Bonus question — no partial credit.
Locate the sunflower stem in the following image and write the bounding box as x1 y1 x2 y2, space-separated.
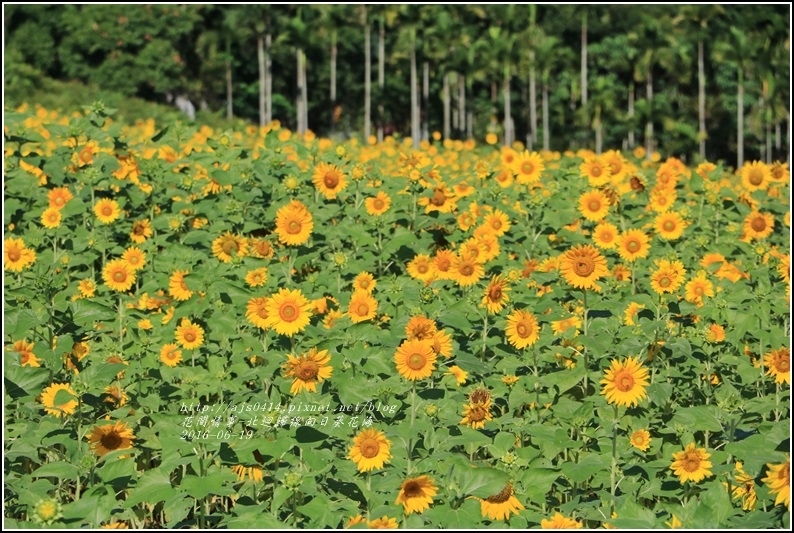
117 295 124 355
631 262 636 295
583 289 589 393
366 472 372 521
481 313 488 362
610 404 619 515
407 381 416 475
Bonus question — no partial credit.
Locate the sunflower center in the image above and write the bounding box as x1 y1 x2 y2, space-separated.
485 484 513 504
101 430 123 450
609 162 621 175
80 149 93 163
101 206 113 216
113 270 126 282
54 197 65 207
591 165 603 177
600 231 613 242
357 303 370 316
663 221 675 232
573 257 595 277
8 249 21 261
184 331 196 342
359 438 381 459
297 360 319 381
403 481 423 498
468 405 487 422
694 286 703 295
751 217 767 232
658 276 672 288
492 220 502 230
324 172 339 188
683 454 701 472
417 263 429 274
588 200 601 212
470 390 490 404
407 352 427 370
516 322 531 337
437 258 450 271
280 303 298 321
221 238 238 254
627 239 640 252
615 370 635 392
133 224 145 235
521 162 534 175
775 355 790 372
461 263 474 276
373 199 384 210
431 189 446 206
748 169 764 186
489 286 503 301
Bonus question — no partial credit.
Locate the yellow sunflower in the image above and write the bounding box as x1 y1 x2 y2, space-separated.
580 156 612 186
168 270 193 301
395 475 438 515
347 428 392 472
275 199 313 246
617 229 651 262
511 150 545 184
94 198 121 224
405 315 437 341
578 189 610 221
121 247 146 271
394 338 437 380
160 343 183 367
282 348 333 394
541 512 582 529
624 302 645 326
705 324 725 343
353 271 376 293
460 401 493 429
211 232 249 262
761 457 790 510
367 516 398 529
505 309 540 349
684 271 714 305
741 160 771 192
476 483 524 522
250 238 275 259
9 339 40 367
245 267 268 288
559 244 608 290
670 442 713 483
348 290 378 323
264 288 313 336
40 383 79 417
450 253 485 287
743 211 775 240
406 254 437 283
47 187 73 210
600 356 649 407
482 210 511 236
41 207 62 229
445 365 468 385
630 429 651 451
175 318 205 350
764 347 790 384
88 420 136 457
603 150 628 182
365 191 392 216
649 259 686 295
130 219 152 244
231 464 264 483
431 249 456 280
593 222 619 249
313 161 347 199
481 275 511 314
725 462 758 511
654 212 687 240
102 259 136 292
4 237 37 272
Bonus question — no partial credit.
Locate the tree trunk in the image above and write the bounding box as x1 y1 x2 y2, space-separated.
331 30 337 134
766 120 772 164
459 74 466 139
467 110 473 139
645 69 653 160
302 50 308 133
775 122 781 152
698 39 706 160
296 49 306 134
503 63 512 146
542 81 549 151
258 35 265 128
225 43 233 120
410 36 419 148
737 71 744 168
443 72 451 140
628 82 635 149
529 51 537 151
422 61 429 141
265 25 272 125
595 120 603 155
377 14 384 143
581 10 588 106
364 10 371 141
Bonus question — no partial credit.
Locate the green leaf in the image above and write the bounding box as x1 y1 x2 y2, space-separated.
4 364 50 399
125 468 175 506
32 461 79 480
454 466 511 499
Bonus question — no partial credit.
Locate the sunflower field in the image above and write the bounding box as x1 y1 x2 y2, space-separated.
3 103 791 529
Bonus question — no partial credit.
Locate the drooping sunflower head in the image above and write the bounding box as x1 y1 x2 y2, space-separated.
405 315 437 341
477 483 525 522
540 512 583 529
481 275 511 314
130 219 152 243
394 475 438 515
460 401 493 429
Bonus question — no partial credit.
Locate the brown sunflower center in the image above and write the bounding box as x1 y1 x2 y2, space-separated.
573 256 596 277
54 197 66 207
280 303 298 321
431 189 446 206
8 249 21 262
663 220 675 232
600 230 613 242
221 238 239 254
373 199 385 210
468 405 488 422
113 270 126 282
751 217 767 232
492 219 502 230
627 239 640 252
774 354 790 373
516 322 532 338
658 276 672 288
80 149 93 163
357 303 370 316
324 172 339 188
287 220 302 234
437 258 450 271
615 370 635 392
101 430 123 450
683 454 701 472
297 360 319 381
417 263 429 274
521 162 534 175
488 286 503 301
748 169 764 186
485 484 513 504
460 263 474 276
359 438 380 459
184 331 196 342
359 279 370 289
588 200 602 212
403 481 423 498
470 389 490 404
590 165 603 177
132 224 145 235
101 206 113 216
407 352 427 370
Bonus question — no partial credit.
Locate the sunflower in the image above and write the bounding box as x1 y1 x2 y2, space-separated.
654 212 687 240
481 275 511 314
405 315 437 341
160 343 183 367
445 365 468 386
394 338 436 380
250 238 275 259
41 207 62 229
348 290 378 323
347 428 392 472
460 401 493 429
94 198 121 224
483 210 511 236
761 458 790 510
121 247 146 271
102 259 136 292
578 190 610 222
764 347 790 384
475 233 500 262
353 271 376 293
168 270 193 301
743 211 775 240
450 253 485 287
212 232 249 262
580 156 612 186
593 222 619 250
741 160 771 192
282 348 333 394
367 516 398 529
9 339 40 367
725 462 757 511
624 302 645 326
494 168 514 188
40 383 79 417
617 229 651 262
684 271 714 305
511 150 545 184
430 249 455 280
603 150 628 182
365 191 392 216
245 267 268 288
559 244 608 290
395 475 438 515
264 288 313 336
551 315 582 336
429 328 453 358
5 237 37 272
648 189 677 213
275 199 313 246
630 429 651 451
418 184 458 214
323 309 345 329
175 318 205 350
705 324 725 343
665 515 682 529
313 161 347 199
476 483 524 522
130 219 152 244
649 259 686 295
88 420 136 457
102 383 128 408
406 254 437 283
541 512 582 529
600 356 649 408
670 442 713 483
505 309 540 349
47 187 73 209
231 464 264 483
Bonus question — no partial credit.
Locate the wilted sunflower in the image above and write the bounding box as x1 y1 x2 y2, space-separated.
47 186 73 209
725 462 757 511
4 237 37 272
475 483 524 521
650 259 686 295
94 198 121 224
88 420 135 457
245 267 268 288
559 244 608 290
405 315 437 341
40 382 79 417
160 343 183 367
764 347 790 384
212 232 249 262
41 207 62 229
102 259 136 292
394 475 438 515
600 356 649 408
406 253 437 283
593 222 619 250
505 309 540 349
365 191 391 216
121 247 146 271
743 211 775 240
670 442 713 483
353 271 376 293
168 270 193 301
175 318 205 350
460 401 493 429
282 348 333 394
629 429 651 451
231 464 264 483
348 290 378 323
130 219 152 244
250 238 275 259
541 512 582 529
511 150 545 184
313 161 347 199
654 212 687 240
445 365 468 385
741 160 771 192
481 275 511 314
761 457 790 510
264 288 313 336
617 229 650 262
450 253 485 287
347 428 392 472
275 199 313 246
394 338 436 380
578 190 610 221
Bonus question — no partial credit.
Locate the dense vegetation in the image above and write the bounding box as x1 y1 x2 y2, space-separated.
4 4 790 164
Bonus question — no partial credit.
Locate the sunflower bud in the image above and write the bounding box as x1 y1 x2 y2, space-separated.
283 471 302 492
